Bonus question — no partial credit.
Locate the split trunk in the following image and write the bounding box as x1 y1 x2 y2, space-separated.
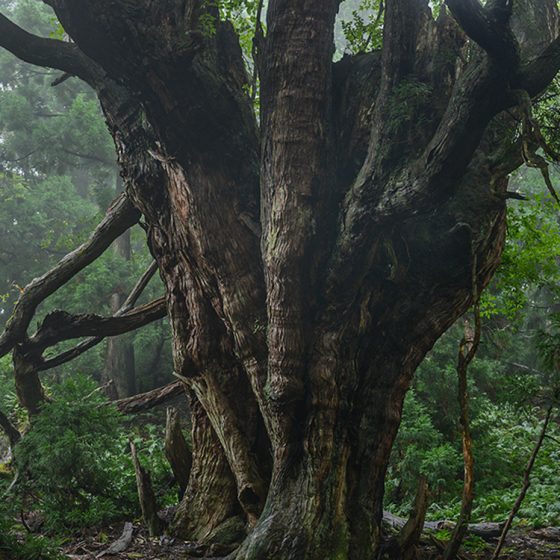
3 0 560 558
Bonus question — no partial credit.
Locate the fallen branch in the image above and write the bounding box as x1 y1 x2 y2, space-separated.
383 512 504 540
114 381 184 414
96 522 134 558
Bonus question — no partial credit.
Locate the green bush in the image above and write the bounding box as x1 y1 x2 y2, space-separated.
0 497 62 560
14 375 139 532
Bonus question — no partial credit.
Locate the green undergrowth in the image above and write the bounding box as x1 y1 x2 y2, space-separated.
1 374 182 538
385 329 560 529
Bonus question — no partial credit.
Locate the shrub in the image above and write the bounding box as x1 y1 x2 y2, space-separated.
14 374 139 532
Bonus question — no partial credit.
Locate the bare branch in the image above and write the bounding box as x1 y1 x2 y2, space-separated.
39 261 161 371
0 194 140 359
491 405 555 560
30 297 166 353
0 12 102 85
121 260 159 311
61 148 114 166
114 381 184 414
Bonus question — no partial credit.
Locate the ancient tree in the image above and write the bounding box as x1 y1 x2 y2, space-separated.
1 0 560 558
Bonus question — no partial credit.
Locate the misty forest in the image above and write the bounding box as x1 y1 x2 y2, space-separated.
0 0 560 559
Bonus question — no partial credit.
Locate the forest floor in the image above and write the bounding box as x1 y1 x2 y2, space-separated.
56 522 560 560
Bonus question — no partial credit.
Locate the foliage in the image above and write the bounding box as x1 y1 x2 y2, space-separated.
7 374 182 533
0 506 63 560
339 0 383 55
385 390 462 508
0 0 173 390
482 176 560 322
387 324 560 528
536 314 560 396
387 79 433 133
14 375 136 531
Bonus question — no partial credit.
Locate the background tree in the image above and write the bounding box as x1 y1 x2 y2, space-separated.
0 1 560 559
0 0 173 399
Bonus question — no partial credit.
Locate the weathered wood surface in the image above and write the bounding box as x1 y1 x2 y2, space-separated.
130 441 164 537
165 407 192 496
383 511 505 539
96 522 134 558
115 381 184 414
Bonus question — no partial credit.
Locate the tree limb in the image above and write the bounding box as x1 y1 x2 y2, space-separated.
30 297 166 353
518 37 560 97
0 194 140 359
38 261 161 371
0 12 102 85
380 0 432 89
120 260 159 311
61 148 114 166
446 0 519 68
114 381 184 414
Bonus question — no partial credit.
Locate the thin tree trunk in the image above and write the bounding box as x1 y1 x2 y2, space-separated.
444 303 481 560
491 405 555 560
103 173 136 399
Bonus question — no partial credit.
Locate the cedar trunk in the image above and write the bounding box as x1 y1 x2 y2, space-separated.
2 0 559 558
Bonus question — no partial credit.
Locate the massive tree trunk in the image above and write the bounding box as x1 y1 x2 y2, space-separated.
1 0 560 558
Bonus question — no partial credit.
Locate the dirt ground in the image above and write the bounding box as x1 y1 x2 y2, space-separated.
58 522 560 560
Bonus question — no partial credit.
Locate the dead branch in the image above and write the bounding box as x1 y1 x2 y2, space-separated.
491 404 555 560
39 261 160 371
30 297 166 353
96 522 134 557
0 11 102 85
398 476 430 560
0 194 140 359
114 381 184 414
382 512 504 540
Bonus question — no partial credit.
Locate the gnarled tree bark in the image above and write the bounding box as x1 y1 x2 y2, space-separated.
1 0 560 558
